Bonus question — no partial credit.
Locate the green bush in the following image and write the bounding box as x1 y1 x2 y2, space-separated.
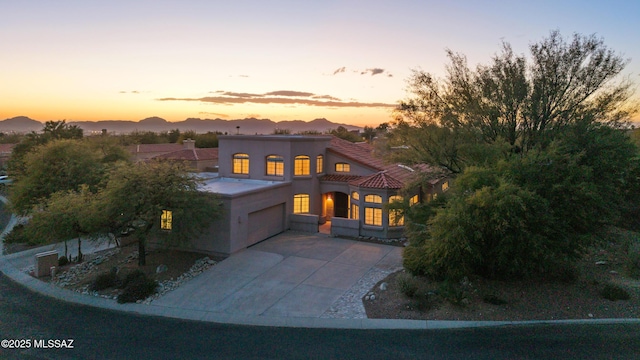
58 256 69 267
117 271 158 304
600 283 631 301
438 280 468 307
90 270 120 291
3 224 30 245
119 270 146 289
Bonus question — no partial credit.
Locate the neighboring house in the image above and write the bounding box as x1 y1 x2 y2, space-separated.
0 143 16 169
151 139 219 172
185 135 449 257
127 143 183 161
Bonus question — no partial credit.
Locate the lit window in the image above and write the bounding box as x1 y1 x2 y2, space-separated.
294 155 310 176
389 209 404 227
351 191 359 201
364 207 382 226
389 195 403 203
293 194 310 213
409 195 419 206
161 210 172 230
335 163 350 172
351 204 359 220
316 155 324 174
364 194 382 203
233 153 249 174
266 155 284 176
442 181 449 191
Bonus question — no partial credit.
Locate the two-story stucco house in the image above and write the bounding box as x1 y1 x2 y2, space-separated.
189 134 449 256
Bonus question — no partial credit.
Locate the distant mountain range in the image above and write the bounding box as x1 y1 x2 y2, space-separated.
0 116 363 135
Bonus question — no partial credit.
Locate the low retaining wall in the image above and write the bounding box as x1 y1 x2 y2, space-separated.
290 214 319 233
330 217 359 238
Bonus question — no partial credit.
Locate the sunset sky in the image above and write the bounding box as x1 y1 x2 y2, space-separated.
2 0 639 127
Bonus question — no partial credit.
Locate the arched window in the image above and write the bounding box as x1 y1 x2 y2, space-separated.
232 153 249 174
293 194 310 213
364 194 382 203
316 155 324 174
266 155 284 176
389 195 403 203
351 191 359 201
335 162 350 172
294 155 310 176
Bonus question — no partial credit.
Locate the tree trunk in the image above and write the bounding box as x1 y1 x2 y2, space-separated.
77 238 83 263
64 240 68 259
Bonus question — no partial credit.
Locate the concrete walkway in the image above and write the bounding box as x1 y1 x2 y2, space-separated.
153 232 401 318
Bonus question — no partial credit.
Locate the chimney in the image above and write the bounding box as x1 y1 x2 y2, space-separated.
183 138 196 150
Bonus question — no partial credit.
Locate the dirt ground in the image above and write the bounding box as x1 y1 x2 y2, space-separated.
364 231 640 321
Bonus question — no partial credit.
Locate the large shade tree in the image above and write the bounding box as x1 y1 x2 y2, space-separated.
93 160 221 266
393 31 639 281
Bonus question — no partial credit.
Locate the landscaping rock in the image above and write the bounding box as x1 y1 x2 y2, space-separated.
156 264 168 274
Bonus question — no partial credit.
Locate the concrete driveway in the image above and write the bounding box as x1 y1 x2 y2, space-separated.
152 231 403 318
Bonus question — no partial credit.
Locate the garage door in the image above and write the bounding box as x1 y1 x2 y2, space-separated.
247 203 285 245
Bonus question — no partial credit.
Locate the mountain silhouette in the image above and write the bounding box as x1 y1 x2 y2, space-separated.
0 117 362 135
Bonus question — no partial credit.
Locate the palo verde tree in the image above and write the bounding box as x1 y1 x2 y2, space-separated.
394 31 639 281
93 160 221 266
23 186 98 262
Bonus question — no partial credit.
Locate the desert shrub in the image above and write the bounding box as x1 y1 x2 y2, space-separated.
438 280 468 307
482 294 508 305
600 283 631 301
117 271 158 303
90 269 120 291
396 272 419 298
3 224 32 245
58 256 69 266
119 269 146 289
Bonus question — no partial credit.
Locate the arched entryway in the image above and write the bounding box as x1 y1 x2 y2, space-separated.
323 191 349 219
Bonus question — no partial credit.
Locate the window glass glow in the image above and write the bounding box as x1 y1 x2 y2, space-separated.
161 210 172 230
294 155 310 176
293 193 310 213
266 155 284 176
364 207 382 226
364 194 382 203
233 153 249 174
335 163 350 172
316 155 324 174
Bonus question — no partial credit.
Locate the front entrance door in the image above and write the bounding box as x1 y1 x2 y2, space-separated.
334 192 349 218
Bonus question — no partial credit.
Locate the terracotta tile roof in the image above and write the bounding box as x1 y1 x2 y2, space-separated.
319 174 363 183
127 143 183 154
153 148 218 161
0 143 16 154
328 137 385 171
349 171 404 189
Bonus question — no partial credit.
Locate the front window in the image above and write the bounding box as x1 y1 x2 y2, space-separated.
266 155 284 176
161 210 172 230
364 207 382 226
409 194 419 206
389 209 404 226
364 194 382 203
335 162 350 172
233 153 249 174
294 155 310 176
293 193 310 213
316 155 324 174
351 204 359 220
442 181 449 192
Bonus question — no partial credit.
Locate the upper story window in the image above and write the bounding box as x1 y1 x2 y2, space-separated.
389 195 403 203
266 155 284 176
364 194 382 203
232 153 249 174
293 193 310 213
409 194 419 206
161 210 172 230
351 191 359 201
316 155 324 174
294 155 310 176
442 181 449 191
335 162 350 172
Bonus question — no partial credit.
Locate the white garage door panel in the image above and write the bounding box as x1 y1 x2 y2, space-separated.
247 203 285 245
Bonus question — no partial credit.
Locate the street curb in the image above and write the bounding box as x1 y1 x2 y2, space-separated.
2 255 640 330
